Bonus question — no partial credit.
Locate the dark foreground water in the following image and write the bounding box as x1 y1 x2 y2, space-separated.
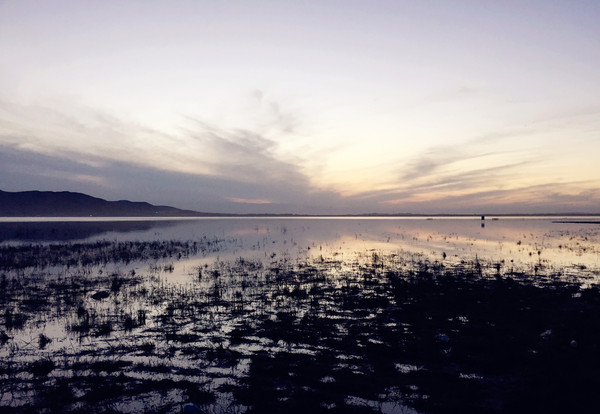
1 217 599 413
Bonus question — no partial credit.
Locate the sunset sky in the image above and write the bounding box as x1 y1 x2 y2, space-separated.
1 0 599 214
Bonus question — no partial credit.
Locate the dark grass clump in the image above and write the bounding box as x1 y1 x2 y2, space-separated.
29 358 55 376
0 238 226 270
38 333 52 349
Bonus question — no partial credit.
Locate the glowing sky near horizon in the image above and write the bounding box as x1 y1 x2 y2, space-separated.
1 0 599 214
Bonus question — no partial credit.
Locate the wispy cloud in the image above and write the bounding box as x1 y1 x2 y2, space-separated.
379 182 600 214
184 120 309 188
341 121 600 214
229 197 272 205
399 147 507 181
0 96 313 197
383 161 532 204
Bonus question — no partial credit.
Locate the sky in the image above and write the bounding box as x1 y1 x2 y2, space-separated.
1 0 599 214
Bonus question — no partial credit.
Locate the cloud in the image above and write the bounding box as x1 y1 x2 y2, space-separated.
398 134 532 182
362 142 538 205
229 197 272 205
402 159 535 195
180 118 311 191
1 92 599 215
378 183 600 214
345 122 600 214
0 144 111 195
0 93 308 184
0 95 317 202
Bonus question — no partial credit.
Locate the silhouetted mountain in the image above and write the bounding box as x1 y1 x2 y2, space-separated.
0 190 214 217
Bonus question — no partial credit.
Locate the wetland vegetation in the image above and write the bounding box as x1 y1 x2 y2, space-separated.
1 218 599 413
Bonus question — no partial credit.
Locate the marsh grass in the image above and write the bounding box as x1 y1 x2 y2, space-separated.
0 238 599 413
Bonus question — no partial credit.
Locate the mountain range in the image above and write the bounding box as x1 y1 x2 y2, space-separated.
0 190 212 217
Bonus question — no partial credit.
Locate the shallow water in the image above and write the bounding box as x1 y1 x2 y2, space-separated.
1 217 600 413
2 216 599 270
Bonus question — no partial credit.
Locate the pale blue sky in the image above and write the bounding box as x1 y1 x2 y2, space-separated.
1 0 599 213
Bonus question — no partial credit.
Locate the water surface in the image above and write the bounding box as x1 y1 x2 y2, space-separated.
1 217 599 413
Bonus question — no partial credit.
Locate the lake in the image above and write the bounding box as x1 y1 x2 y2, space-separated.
1 217 600 413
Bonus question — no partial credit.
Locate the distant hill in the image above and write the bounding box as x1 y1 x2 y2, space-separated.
0 190 214 217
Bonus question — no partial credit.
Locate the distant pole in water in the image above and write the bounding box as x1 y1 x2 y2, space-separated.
481 215 485 221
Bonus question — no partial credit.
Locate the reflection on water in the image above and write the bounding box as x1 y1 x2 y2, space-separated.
1 217 600 413
0 219 183 242
5 217 597 278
